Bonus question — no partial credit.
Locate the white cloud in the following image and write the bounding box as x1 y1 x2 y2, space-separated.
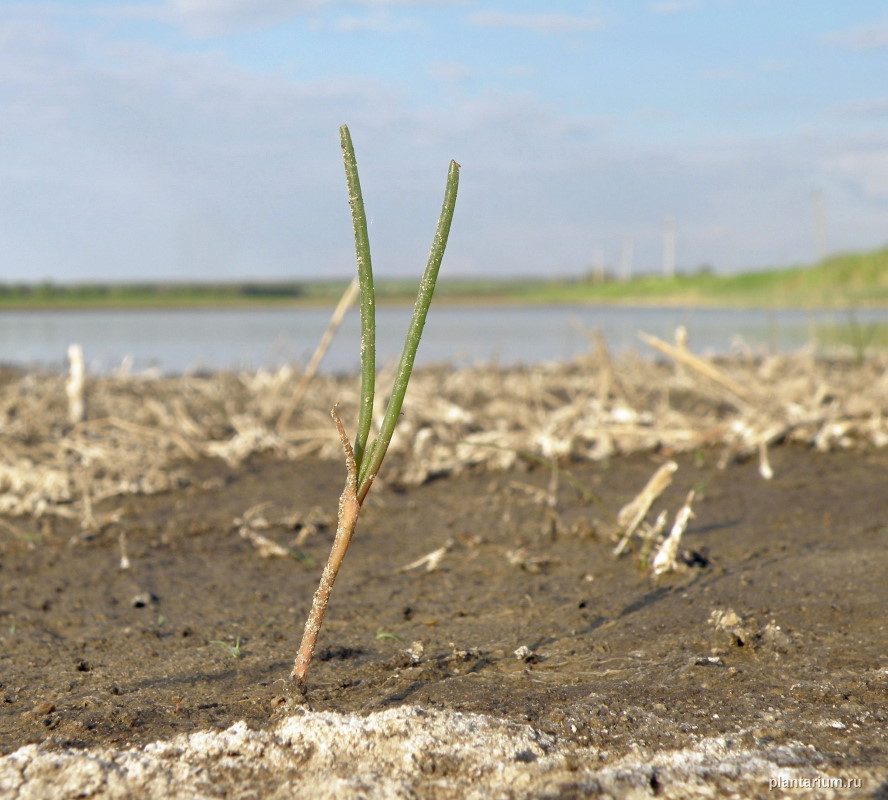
162 0 467 35
166 0 326 36
757 58 791 73
825 18 888 51
701 58 788 82
649 1 699 16
429 61 472 82
831 96 888 117
825 146 888 201
468 11 605 36
2 2 888 283
501 64 533 78
0 13 405 280
356 0 470 4
328 9 419 32
701 67 741 80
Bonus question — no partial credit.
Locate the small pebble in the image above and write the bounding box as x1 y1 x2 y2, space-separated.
131 592 158 608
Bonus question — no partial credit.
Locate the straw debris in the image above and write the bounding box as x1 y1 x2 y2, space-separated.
0 347 886 520
613 460 678 556
651 489 696 575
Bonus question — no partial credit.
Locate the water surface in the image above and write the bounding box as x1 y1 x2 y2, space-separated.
0 305 882 374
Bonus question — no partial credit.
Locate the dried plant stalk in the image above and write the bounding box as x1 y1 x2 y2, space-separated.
276 276 359 433
758 440 774 480
66 344 87 424
638 331 754 403
651 489 696 575
613 460 678 555
639 509 669 566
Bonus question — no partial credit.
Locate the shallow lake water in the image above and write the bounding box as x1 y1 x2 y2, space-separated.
0 304 883 374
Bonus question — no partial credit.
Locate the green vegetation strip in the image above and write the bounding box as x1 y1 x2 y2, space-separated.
5 247 888 310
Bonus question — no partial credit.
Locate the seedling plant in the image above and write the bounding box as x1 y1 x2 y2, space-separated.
211 637 243 659
290 126 459 695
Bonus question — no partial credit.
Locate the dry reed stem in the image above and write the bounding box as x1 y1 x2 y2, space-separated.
397 538 454 573
638 331 754 404
66 344 87 425
758 441 774 480
613 461 678 556
239 527 291 559
277 277 359 433
290 406 361 692
639 509 669 566
651 489 696 576
117 531 130 569
102 417 200 460
77 471 98 533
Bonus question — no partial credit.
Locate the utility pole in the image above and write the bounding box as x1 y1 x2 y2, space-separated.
592 245 606 283
620 237 634 282
663 216 676 278
811 189 828 262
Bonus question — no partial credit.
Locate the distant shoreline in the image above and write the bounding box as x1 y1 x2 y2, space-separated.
1 244 887 310
1 294 887 311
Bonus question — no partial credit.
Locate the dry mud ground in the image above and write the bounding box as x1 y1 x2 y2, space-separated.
0 443 886 798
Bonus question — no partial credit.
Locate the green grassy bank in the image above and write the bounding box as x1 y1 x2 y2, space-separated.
538 246 888 308
2 245 888 310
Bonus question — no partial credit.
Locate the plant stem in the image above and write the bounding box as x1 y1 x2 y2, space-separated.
356 159 460 501
290 133 459 697
340 126 376 471
290 407 360 689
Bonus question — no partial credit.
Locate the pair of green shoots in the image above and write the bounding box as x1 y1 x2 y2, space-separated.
290 126 460 694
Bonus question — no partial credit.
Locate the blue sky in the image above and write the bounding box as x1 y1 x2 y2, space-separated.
2 0 887 282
